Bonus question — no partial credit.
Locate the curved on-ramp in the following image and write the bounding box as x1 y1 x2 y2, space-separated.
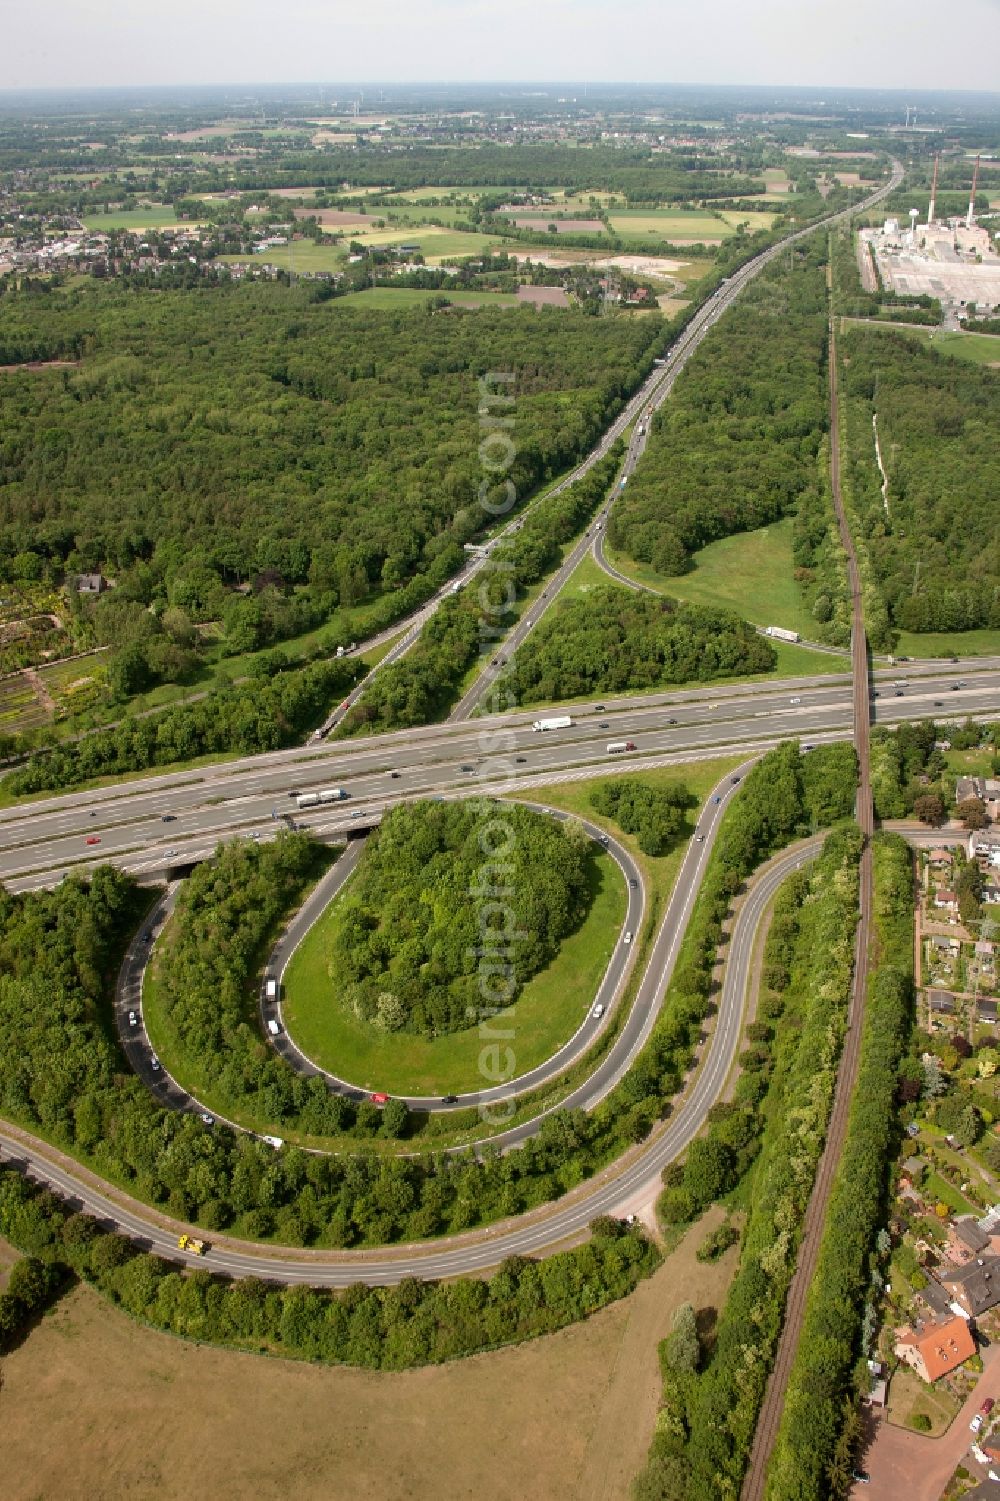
1 773 829 1285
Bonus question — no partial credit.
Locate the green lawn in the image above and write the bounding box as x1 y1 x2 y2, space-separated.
602 519 819 638
923 1170 979 1217
282 843 626 1096
717 210 778 231
895 627 1000 659
842 320 1000 366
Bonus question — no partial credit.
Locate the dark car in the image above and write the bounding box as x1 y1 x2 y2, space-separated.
441 1095 458 1106
594 704 606 712
600 721 610 729
628 878 638 888
161 813 176 822
515 756 526 764
667 717 677 725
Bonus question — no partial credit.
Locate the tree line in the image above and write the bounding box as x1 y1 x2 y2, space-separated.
764 834 915 1499
635 823 863 1500
3 656 360 795
0 1167 659 1370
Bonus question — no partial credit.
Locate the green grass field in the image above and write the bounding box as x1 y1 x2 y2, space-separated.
608 211 731 241
717 210 778 231
842 319 1000 366
82 208 203 231
602 519 820 638
282 843 626 1096
333 287 517 309
894 627 1000 659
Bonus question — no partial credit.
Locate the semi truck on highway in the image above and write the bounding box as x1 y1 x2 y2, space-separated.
606 741 636 754
532 716 573 732
765 625 800 643
296 788 347 809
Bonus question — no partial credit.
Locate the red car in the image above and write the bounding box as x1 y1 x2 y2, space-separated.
982 1396 995 1415
370 1092 390 1106
85 835 101 845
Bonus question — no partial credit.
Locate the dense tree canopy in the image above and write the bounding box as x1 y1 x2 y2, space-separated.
840 329 1000 633
0 280 661 604
513 585 775 701
330 801 589 1035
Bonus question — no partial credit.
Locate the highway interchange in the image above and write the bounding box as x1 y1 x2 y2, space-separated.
4 156 999 1288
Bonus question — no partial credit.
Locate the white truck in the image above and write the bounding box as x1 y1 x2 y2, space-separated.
606 740 636 755
765 625 800 644
532 715 573 733
296 788 346 809
265 978 278 1001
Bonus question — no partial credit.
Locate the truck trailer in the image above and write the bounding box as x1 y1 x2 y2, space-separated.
532 716 573 732
764 625 800 644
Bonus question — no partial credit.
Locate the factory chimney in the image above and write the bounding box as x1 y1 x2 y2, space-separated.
967 154 980 229
928 154 939 226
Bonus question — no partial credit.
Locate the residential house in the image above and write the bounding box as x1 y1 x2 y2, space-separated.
946 1218 992 1265
894 1313 977 1381
934 889 960 913
975 940 996 973
970 830 1000 870
928 989 956 1014
939 1255 1000 1319
957 775 987 805
977 998 999 1024
928 848 955 868
76 572 106 595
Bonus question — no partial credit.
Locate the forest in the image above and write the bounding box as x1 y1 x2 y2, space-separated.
3 656 360 795
338 446 623 735
606 241 831 578
839 328 1000 634
328 801 589 1035
0 278 661 627
512 585 776 703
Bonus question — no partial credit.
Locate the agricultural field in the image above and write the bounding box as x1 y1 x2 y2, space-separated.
608 210 733 242
0 1209 740 1501
81 206 205 231
334 287 518 309
717 209 778 231
282 842 625 1096
0 674 48 735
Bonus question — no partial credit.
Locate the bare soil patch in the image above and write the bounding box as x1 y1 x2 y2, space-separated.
0 1216 738 1501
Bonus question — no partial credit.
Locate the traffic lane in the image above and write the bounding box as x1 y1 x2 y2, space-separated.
0 665 980 858
0 824 818 1284
1 652 992 843
263 810 644 1111
4 684 1000 884
9 669 999 860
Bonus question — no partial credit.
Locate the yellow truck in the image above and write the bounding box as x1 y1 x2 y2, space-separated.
177 1233 206 1255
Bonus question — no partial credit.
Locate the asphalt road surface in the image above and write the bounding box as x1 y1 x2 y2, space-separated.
3 662 999 889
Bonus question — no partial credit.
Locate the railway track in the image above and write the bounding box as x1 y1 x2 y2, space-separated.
741 308 876 1501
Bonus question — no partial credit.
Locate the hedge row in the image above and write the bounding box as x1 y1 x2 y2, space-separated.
764 833 915 1500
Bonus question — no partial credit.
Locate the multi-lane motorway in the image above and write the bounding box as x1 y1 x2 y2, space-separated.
3 661 999 891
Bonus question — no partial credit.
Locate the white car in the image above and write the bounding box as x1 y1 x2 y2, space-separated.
150 1054 161 1072
262 1135 284 1150
592 1003 605 1019
623 931 633 945
128 1010 138 1027
971 1412 984 1434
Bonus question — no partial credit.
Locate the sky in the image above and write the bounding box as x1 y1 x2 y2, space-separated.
4 0 1000 93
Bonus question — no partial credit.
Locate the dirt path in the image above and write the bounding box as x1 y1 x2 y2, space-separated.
22 667 55 714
